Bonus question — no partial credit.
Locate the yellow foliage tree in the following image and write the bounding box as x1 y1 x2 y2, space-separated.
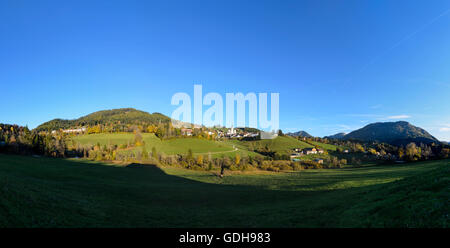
235 154 241 165
197 155 203 166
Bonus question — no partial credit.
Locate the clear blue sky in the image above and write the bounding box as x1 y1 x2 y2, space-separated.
1 0 450 140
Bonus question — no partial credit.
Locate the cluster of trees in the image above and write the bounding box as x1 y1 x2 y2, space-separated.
84 122 176 138
75 140 348 173
35 108 171 131
63 135 348 172
35 108 221 141
2 122 449 174
361 142 449 162
251 147 292 160
0 124 68 157
398 142 449 161
38 121 222 144
50 122 221 142
300 135 450 162
64 132 449 172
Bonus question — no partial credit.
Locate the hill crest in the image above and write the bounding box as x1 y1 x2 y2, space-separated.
343 121 439 145
35 108 171 131
324 132 346 139
286 130 313 138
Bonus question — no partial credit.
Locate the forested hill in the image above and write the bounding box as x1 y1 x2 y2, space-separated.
344 121 440 145
286 131 313 138
324 132 346 139
35 108 171 131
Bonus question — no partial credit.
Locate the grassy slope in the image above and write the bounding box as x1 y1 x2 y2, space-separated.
71 133 340 158
0 154 447 227
71 133 235 156
232 136 313 155
309 141 340 151
71 133 133 146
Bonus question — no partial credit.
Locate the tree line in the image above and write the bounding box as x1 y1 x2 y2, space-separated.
298 136 450 162
1 123 449 175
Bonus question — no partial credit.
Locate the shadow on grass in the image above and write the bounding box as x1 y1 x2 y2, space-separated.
126 162 159 169
0 154 447 227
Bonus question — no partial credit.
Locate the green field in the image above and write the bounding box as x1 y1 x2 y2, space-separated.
71 133 236 156
230 136 313 155
71 133 313 158
309 141 341 151
0 154 447 227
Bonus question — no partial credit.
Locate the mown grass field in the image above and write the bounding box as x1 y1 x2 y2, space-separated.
71 133 308 158
309 141 340 151
71 133 237 156
0 154 447 227
230 136 313 155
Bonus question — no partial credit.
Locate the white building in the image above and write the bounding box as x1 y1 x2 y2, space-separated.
63 127 87 133
227 126 237 136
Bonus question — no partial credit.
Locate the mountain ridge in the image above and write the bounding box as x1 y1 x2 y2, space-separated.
35 108 171 131
324 132 346 139
342 121 439 145
36 109 442 145
286 130 313 138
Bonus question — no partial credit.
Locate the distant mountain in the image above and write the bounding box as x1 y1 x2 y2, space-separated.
36 108 171 131
286 130 313 138
343 121 439 145
324 132 346 139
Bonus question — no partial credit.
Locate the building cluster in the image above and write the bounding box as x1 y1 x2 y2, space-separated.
219 126 259 138
180 128 193 136
294 147 324 155
290 147 325 161
180 126 259 139
51 127 87 134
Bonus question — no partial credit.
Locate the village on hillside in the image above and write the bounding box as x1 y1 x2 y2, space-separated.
176 126 273 139
290 147 326 163
52 125 276 140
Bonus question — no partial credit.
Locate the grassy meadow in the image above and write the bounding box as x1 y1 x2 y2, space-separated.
0 153 447 227
308 141 341 151
69 133 380 163
71 133 309 158
71 133 237 156
229 136 314 155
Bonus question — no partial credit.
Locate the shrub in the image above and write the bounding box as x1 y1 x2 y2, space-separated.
292 163 303 171
266 166 280 172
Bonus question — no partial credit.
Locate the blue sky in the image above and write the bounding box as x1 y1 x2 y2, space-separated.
1 0 450 140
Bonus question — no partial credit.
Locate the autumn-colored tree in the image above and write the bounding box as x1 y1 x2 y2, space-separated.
134 130 143 146
398 147 404 159
355 143 365 153
147 125 157 133
155 128 165 140
440 148 450 158
196 155 203 166
235 154 241 166
406 143 419 161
